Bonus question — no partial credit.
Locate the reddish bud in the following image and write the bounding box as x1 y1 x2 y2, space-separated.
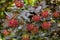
26 24 34 31
53 11 59 18
8 19 18 27
41 10 48 18
32 26 38 34
42 22 51 30
15 0 24 8
4 30 9 36
32 15 40 22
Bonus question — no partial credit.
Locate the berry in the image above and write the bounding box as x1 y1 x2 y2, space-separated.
26 24 38 33
41 10 48 18
15 0 24 8
4 30 9 36
26 24 34 31
53 11 59 18
32 15 40 22
42 22 51 30
32 26 38 34
8 19 18 27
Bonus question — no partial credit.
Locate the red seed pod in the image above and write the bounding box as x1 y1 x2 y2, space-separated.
8 19 18 27
53 11 59 18
41 10 48 18
4 30 9 36
26 24 34 31
32 15 40 22
42 22 51 30
32 26 38 34
15 0 24 8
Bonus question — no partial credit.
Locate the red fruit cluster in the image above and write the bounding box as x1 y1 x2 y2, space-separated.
53 11 59 18
4 30 9 36
41 10 48 18
8 19 18 27
32 15 40 22
31 26 38 34
15 0 24 8
26 24 34 31
26 24 38 33
22 34 30 40
42 22 51 30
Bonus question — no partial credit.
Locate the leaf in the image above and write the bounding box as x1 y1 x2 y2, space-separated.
5 12 13 19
